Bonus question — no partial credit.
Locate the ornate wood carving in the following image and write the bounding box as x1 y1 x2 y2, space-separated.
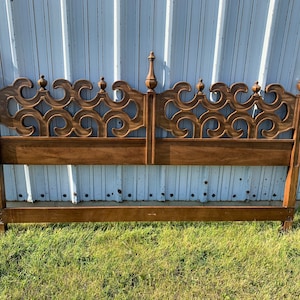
0 52 297 140
0 77 144 137
157 80 296 139
0 52 300 232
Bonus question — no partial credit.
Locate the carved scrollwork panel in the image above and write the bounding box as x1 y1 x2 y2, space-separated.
157 81 296 139
0 78 145 137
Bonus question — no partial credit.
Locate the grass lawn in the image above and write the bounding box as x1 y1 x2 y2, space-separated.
0 211 300 299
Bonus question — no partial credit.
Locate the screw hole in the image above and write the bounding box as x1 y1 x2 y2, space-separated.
63 194 67 198
40 194 45 198
191 193 195 197
106 194 110 197
128 193 132 197
18 194 23 198
85 194 89 197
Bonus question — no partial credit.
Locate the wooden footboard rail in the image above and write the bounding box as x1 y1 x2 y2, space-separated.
0 51 299 232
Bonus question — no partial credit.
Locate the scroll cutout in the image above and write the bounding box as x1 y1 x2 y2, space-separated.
157 81 296 139
0 77 145 137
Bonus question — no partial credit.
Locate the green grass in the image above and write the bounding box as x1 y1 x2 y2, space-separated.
1 213 300 299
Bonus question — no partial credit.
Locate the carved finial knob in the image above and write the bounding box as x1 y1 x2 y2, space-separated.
98 77 107 92
252 81 261 95
196 78 205 94
145 51 157 91
38 75 47 90
297 80 300 93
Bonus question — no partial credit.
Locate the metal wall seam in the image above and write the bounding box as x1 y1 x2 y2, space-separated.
60 0 78 204
4 0 30 202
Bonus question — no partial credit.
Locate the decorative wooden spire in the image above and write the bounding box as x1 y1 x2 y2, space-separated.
196 78 205 94
145 51 157 91
98 77 107 92
252 81 261 95
38 75 47 91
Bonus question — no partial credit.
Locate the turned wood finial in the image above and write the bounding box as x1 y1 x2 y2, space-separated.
98 77 107 92
145 51 157 91
252 81 261 95
196 78 205 94
38 75 47 91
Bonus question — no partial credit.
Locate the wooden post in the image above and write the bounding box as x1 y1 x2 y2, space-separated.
282 81 300 230
145 51 157 164
0 165 7 233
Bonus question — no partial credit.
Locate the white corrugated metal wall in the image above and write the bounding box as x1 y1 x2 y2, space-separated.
0 0 299 203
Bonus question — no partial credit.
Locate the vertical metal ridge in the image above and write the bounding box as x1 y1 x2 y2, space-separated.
60 0 78 203
257 0 278 89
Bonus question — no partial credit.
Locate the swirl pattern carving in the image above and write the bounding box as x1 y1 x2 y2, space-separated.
0 77 144 137
157 81 296 139
0 74 297 139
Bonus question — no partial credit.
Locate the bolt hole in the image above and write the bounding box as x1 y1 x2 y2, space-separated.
203 192 207 196
204 181 208 184
128 193 132 197
239 178 242 181
40 194 45 198
85 194 89 197
191 193 195 197
63 194 67 198
252 194 256 198
106 194 110 197
246 190 250 194
117 189 122 194
161 193 165 196
149 194 153 197
273 193 277 197
170 193 174 197
233 194 236 198
212 193 216 197
18 194 23 198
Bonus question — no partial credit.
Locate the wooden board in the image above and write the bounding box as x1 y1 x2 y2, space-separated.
2 206 294 223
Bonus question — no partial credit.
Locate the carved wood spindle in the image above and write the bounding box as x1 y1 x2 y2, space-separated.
145 51 157 91
98 77 107 92
196 78 205 95
38 75 47 91
252 81 261 95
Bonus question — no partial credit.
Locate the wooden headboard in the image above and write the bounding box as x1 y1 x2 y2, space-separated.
0 52 299 232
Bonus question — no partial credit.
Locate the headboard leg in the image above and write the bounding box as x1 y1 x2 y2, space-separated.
282 220 294 232
0 165 7 233
0 222 7 233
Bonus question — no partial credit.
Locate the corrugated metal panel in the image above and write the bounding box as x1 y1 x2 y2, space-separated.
0 0 299 202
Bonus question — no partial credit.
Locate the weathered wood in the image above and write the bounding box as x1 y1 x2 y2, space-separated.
155 139 293 166
0 137 146 165
2 206 294 223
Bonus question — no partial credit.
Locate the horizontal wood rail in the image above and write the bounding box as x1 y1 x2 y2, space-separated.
2 206 295 223
0 52 300 232
0 137 293 166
